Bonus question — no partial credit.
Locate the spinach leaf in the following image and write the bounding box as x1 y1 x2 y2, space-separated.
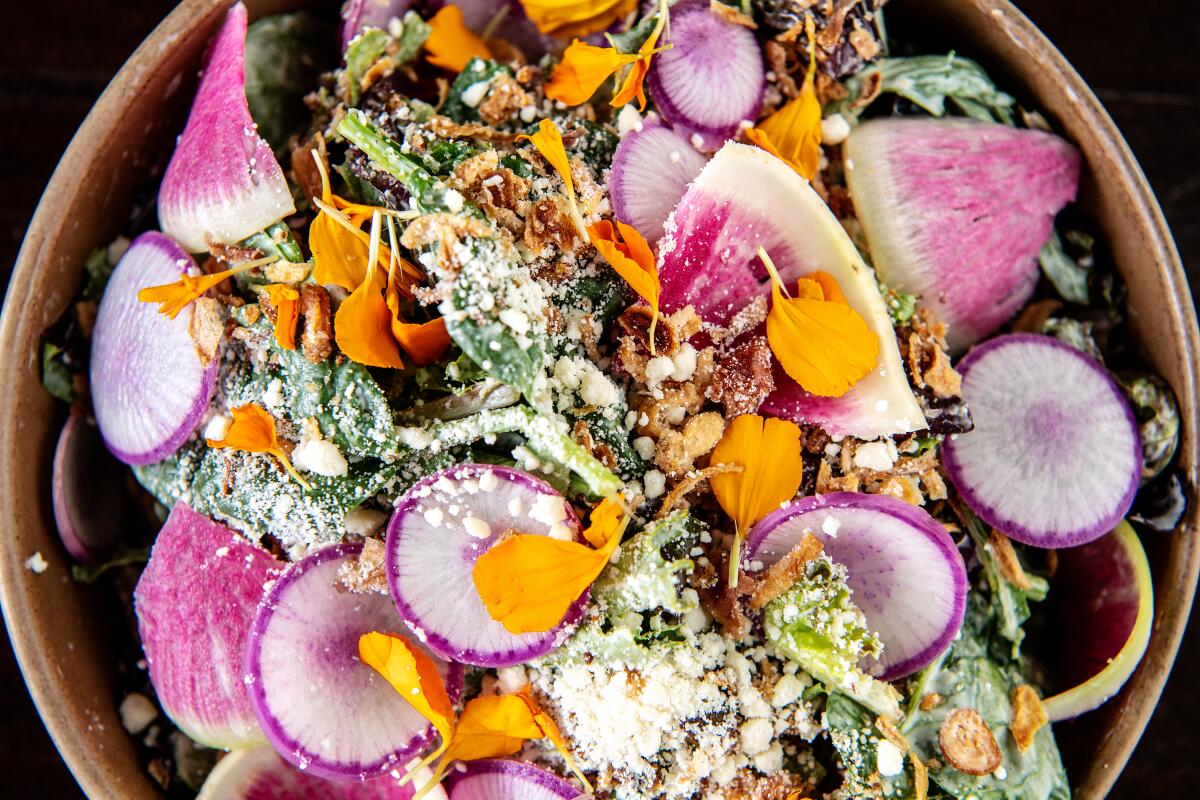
41 342 76 403
839 54 1015 124
132 439 208 508
70 546 151 584
442 58 512 123
245 12 330 153
825 692 918 800
1038 230 1090 305
242 221 306 264
1119 372 1182 483
344 28 390 106
391 11 431 65
82 245 115 301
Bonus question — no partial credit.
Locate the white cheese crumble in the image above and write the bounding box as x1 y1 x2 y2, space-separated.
463 516 491 539
262 378 284 408
343 507 387 537
821 515 841 537
293 438 348 477
632 436 656 461
579 370 620 407
853 440 897 471
460 80 490 109
821 112 852 145
23 552 48 573
643 469 667 499
645 356 675 387
119 693 157 734
529 494 568 527
669 343 697 382
876 739 905 776
203 414 231 442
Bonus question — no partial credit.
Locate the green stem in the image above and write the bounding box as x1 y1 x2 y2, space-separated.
336 111 453 214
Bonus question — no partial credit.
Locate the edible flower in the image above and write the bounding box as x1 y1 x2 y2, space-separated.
384 216 451 367
472 496 629 634
611 0 669 109
138 254 278 319
335 210 407 368
586 219 661 349
262 283 299 350
206 403 310 490
747 16 822 180
518 0 638 38
709 413 805 586
758 246 878 397
424 5 491 72
519 119 586 235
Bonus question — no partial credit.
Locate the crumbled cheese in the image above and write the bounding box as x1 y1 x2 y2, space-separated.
633 436 656 460
344 507 387 537
497 666 527 694
203 414 231 442
821 113 852 145
463 516 491 539
821 515 841 537
617 103 643 136
519 104 538 123
478 470 499 492
262 378 284 408
423 507 445 526
498 307 531 336
771 673 808 708
23 552 48 573
643 469 667 499
580 370 620 407
530 493 568 527
853 440 896 471
293 438 348 477
876 739 905 777
118 693 157 735
460 81 490 109
670 343 697 382
444 188 465 213
739 717 773 756
386 16 404 38
645 356 675 387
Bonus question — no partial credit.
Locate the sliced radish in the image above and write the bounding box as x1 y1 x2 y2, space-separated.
943 334 1141 548
386 465 586 668
745 492 967 680
158 2 295 253
246 542 464 780
610 115 708 241
90 232 218 465
448 759 580 800
197 745 446 800
1044 522 1153 721
134 502 281 749
52 409 124 562
646 0 764 149
659 142 926 438
340 0 415 48
844 118 1080 351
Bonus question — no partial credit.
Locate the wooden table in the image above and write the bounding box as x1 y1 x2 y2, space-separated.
1 1 1196 796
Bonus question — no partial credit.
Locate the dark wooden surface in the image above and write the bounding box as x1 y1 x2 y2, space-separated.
1 1 1197 797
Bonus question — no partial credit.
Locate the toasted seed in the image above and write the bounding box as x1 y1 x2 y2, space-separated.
1009 684 1049 752
938 707 1002 776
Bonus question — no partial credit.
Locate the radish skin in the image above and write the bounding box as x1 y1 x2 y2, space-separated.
448 758 581 800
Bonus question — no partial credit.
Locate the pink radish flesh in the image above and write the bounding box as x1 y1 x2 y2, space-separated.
158 2 295 252
943 334 1140 548
844 118 1080 351
646 0 764 149
197 745 446 800
745 492 967 680
246 542 463 781
134 502 280 748
386 464 586 667
52 409 124 562
448 759 580 800
90 232 218 465
610 116 708 241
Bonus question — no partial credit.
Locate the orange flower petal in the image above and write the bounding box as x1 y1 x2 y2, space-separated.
519 118 586 235
384 217 451 366
612 2 668 110
358 631 456 762
442 694 543 765
264 283 300 350
518 0 638 38
745 125 784 161
206 403 310 489
546 40 639 106
335 214 406 369
516 687 592 790
754 17 822 180
586 220 660 310
424 5 491 72
138 257 274 319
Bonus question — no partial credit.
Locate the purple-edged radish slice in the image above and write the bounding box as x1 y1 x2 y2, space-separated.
158 2 295 253
845 118 1080 351
386 464 586 668
1044 522 1153 721
197 745 446 800
90 232 218 465
134 502 281 748
646 0 764 149
52 409 124 562
246 542 463 780
745 493 968 680
943 334 1141 548
448 759 580 800
340 0 415 48
659 141 925 438
610 115 707 241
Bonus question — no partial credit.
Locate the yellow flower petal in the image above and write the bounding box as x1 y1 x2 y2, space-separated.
335 212 406 369
442 694 543 764
384 216 451 367
586 220 660 310
546 40 639 106
612 0 669 110
424 5 491 72
518 0 638 38
754 16 822 180
358 631 455 762
263 283 300 350
206 403 310 490
138 256 276 319
519 119 586 235
516 687 593 790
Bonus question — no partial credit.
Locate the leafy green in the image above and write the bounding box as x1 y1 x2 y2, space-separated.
839 54 1015 124
442 58 512 123
564 119 619 173
425 139 478 175
244 12 329 153
1041 317 1102 362
880 282 919 326
344 28 390 106
561 271 627 328
82 245 115 301
71 546 151 583
242 221 306 264
825 692 919 800
132 439 208 508
1038 230 1090 305
41 342 76 403
1119 372 1182 483
391 11 432 64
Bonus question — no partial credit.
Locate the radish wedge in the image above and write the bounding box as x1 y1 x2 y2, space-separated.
448 759 580 800
610 116 707 241
745 493 967 680
659 142 926 438
197 745 446 800
158 2 295 253
943 334 1141 548
90 232 219 465
386 465 586 667
340 0 414 48
1043 522 1153 721
845 118 1080 351
646 0 764 149
52 409 124 562
134 502 280 749
246 542 463 780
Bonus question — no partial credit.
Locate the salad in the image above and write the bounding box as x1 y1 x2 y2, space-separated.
38 1 1188 799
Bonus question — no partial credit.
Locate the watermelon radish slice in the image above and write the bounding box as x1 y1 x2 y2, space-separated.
1044 521 1153 721
745 492 968 680
646 0 764 150
134 502 281 749
52 408 124 563
659 142 926 438
246 542 464 780
197 745 446 800
610 115 708 241
943 334 1141 548
386 465 586 668
90 232 219 465
844 118 1080 352
447 759 580 800
158 2 295 253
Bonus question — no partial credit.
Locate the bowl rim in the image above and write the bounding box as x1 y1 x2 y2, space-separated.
1 0 1197 798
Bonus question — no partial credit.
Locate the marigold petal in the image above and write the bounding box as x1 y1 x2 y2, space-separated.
336 265 406 368
441 694 542 765
546 40 638 106
138 271 234 319
264 284 300 350
206 404 310 489
517 687 593 790
424 5 491 72
520 119 575 196
358 631 455 759
518 0 638 38
384 216 450 367
755 17 822 180
586 220 660 309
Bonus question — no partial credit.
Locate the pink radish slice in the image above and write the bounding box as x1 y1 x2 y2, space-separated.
659 141 925 438
158 2 295 253
745 492 967 681
844 118 1080 352
943 333 1141 548
52 409 124 562
448 759 580 800
197 745 446 800
610 115 707 241
646 0 764 149
386 464 586 668
89 232 218 465
134 502 281 748
247 542 463 781
340 0 415 48
1043 522 1153 721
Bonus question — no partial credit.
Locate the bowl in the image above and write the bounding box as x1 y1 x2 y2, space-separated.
1 0 1196 797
